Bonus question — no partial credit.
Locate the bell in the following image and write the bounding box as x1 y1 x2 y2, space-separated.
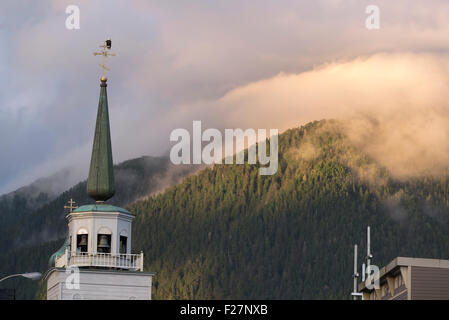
98 235 111 248
78 234 88 246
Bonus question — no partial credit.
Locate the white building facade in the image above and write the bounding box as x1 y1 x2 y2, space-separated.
46 204 154 300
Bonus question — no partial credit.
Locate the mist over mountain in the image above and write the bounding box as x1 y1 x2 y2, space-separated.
0 168 74 211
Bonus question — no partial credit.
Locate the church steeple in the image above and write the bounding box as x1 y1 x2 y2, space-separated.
46 40 153 301
87 76 115 202
87 39 116 202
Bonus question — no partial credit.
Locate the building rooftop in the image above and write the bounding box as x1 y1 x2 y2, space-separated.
359 257 449 292
73 204 131 214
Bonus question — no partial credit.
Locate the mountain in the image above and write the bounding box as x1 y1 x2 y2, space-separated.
0 168 75 244
129 120 449 299
0 156 203 299
3 119 449 299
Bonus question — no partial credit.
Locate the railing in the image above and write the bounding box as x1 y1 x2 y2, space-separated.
55 250 144 271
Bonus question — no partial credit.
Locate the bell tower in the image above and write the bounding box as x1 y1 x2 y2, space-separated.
45 40 154 300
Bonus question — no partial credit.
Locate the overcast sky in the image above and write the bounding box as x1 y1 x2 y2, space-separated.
1 0 449 194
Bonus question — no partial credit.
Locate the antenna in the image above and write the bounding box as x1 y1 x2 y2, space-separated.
366 226 373 275
351 226 374 300
351 244 362 300
362 263 366 281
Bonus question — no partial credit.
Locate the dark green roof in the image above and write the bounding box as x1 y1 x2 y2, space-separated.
87 78 115 202
73 204 131 214
48 237 70 267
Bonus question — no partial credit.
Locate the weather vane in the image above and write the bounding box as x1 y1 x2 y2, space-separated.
93 38 115 80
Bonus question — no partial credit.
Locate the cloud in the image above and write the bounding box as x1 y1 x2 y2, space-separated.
3 1 449 192
205 53 449 179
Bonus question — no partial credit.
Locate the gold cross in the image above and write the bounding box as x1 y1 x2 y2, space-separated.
93 39 115 79
64 198 78 213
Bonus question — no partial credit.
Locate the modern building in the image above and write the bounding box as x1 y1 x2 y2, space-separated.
359 257 449 300
45 40 154 300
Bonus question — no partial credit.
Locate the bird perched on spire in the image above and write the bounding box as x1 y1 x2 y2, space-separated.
93 38 115 81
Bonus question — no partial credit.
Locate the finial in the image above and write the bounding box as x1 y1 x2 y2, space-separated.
93 38 115 80
64 198 78 213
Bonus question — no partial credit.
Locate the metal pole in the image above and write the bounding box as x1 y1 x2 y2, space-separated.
0 274 22 283
0 272 41 283
353 244 358 300
367 226 371 270
362 263 366 281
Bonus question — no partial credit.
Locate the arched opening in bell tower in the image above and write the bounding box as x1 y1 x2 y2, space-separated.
97 234 112 253
76 230 88 253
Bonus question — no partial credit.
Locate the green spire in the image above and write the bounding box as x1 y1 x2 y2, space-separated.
87 77 115 202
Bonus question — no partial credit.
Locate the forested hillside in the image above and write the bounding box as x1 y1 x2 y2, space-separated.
130 120 449 299
3 120 449 299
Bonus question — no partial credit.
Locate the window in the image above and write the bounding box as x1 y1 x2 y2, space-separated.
120 236 128 254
